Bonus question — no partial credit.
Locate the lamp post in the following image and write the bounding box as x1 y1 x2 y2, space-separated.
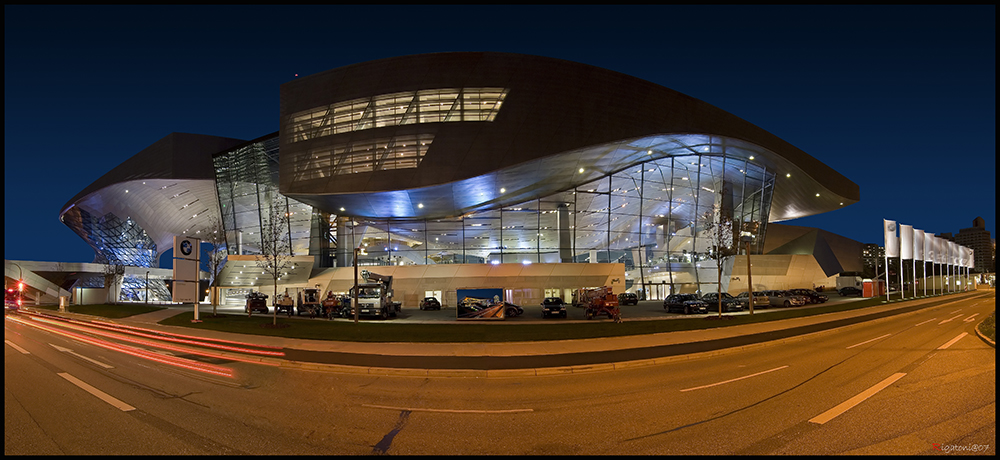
741 235 754 315
145 270 150 305
353 247 360 324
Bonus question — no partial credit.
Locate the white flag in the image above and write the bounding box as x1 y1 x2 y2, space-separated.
948 241 956 266
900 225 913 259
925 232 935 263
935 237 944 264
914 229 924 261
969 248 975 269
884 219 899 257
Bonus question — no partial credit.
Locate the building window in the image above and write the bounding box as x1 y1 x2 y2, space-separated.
293 134 434 180
287 88 507 143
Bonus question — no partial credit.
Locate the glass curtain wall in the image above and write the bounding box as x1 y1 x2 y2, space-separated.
214 135 313 258
215 133 774 296
65 208 169 301
338 137 775 297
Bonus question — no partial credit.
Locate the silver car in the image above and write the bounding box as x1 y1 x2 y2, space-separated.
736 291 770 308
762 290 807 308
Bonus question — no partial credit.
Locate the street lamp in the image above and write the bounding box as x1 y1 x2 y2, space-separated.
145 270 150 305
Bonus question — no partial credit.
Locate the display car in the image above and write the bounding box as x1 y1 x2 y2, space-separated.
663 293 709 315
838 286 863 297
700 292 745 312
541 297 568 318
502 301 524 317
617 292 639 306
787 289 828 304
761 290 808 308
419 296 442 310
736 291 770 308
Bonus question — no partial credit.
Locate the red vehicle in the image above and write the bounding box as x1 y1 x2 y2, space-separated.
581 287 621 322
5 286 23 311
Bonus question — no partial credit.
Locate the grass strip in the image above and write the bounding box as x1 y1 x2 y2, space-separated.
158 297 894 343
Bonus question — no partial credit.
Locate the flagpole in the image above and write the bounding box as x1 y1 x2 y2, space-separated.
885 252 889 300
899 256 904 300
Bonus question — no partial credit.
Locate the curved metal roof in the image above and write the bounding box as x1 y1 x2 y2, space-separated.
279 52 859 222
59 133 246 261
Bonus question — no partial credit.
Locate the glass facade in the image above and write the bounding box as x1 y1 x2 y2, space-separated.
335 144 774 297
59 208 170 301
286 87 508 143
291 134 435 182
215 131 776 296
213 135 313 259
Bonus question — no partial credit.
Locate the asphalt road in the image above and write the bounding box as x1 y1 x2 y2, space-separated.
4 292 994 455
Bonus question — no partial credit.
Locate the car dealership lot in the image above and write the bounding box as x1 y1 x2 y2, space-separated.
208 290 867 324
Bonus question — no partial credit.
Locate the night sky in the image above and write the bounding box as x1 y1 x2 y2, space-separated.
4 5 995 264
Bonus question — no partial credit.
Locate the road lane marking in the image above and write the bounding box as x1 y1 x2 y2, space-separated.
937 333 968 350
5 339 30 354
938 315 963 325
846 333 892 349
809 372 906 425
680 365 789 392
962 313 979 323
362 404 532 414
949 309 962 314
57 372 135 412
914 318 937 327
50 343 114 369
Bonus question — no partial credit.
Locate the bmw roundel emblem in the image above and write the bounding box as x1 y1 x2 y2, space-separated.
180 240 193 256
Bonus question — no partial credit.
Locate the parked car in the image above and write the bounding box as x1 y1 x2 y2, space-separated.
419 297 441 310
761 290 807 308
617 292 639 306
700 292 745 312
244 291 269 314
541 297 567 318
736 291 770 309
663 293 709 315
838 286 863 297
502 302 524 317
787 289 828 304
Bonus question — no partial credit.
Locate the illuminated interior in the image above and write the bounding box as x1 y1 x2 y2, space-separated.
287 88 507 143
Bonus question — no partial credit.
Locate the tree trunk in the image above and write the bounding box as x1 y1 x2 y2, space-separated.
273 279 278 326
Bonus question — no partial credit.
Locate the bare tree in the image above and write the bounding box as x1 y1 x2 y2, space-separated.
255 199 293 326
201 215 228 316
702 206 737 318
102 261 126 305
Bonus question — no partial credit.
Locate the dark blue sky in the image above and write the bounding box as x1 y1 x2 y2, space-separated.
5 5 995 263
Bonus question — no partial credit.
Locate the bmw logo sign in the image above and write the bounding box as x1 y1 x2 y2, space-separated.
180 240 193 256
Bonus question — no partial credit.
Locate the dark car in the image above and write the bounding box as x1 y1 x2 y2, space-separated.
541 297 567 318
244 291 269 314
502 301 524 317
839 286 863 297
663 294 709 315
419 296 441 310
617 292 639 306
787 289 828 304
700 292 744 312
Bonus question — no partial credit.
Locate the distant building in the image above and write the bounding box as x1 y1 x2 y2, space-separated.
862 243 885 277
955 217 993 273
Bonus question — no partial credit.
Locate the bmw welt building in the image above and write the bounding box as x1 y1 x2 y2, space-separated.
59 52 860 306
